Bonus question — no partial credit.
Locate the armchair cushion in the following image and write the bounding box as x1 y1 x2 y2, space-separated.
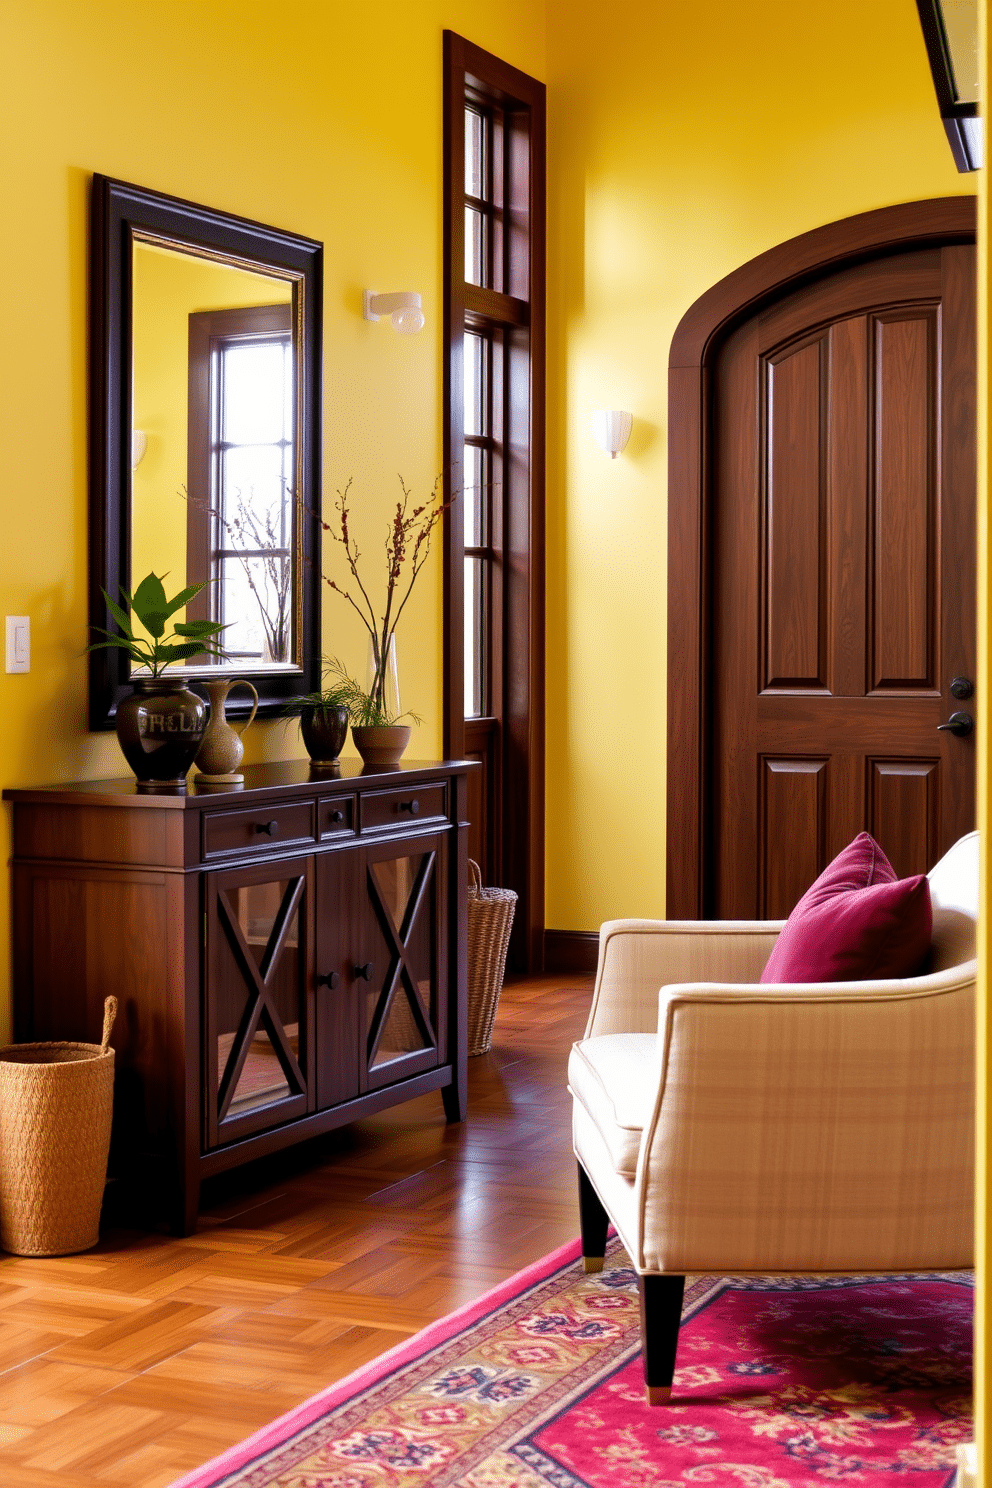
760 831 932 985
568 1033 655 1177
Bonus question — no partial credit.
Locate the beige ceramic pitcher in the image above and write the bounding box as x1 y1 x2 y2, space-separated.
193 679 259 783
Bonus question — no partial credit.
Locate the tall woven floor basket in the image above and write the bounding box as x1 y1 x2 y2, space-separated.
0 997 117 1257
467 860 517 1056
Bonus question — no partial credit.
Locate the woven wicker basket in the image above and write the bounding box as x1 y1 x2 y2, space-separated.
0 997 117 1257
467 861 517 1056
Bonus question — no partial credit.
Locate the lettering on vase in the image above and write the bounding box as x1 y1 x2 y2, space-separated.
138 711 199 737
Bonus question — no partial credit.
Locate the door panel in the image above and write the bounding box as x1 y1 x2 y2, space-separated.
763 338 826 689
871 309 938 689
711 245 975 919
760 758 827 918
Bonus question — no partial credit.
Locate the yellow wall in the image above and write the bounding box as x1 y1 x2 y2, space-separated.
131 243 291 593
542 0 972 932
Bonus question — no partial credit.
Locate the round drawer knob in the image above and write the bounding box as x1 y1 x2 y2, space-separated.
255 819 279 836
330 809 345 823
355 961 376 982
317 970 341 989
400 799 420 815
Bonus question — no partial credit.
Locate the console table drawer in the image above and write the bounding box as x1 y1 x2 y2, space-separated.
318 795 357 839
202 801 316 858
361 783 447 831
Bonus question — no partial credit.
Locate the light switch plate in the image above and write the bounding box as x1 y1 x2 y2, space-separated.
6 616 29 673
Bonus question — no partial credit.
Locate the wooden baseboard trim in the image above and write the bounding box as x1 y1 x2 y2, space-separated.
543 930 599 975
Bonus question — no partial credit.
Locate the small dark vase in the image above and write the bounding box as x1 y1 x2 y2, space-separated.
300 704 349 767
115 677 207 790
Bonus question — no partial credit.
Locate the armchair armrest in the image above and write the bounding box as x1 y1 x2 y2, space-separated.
632 964 976 1273
584 919 785 1038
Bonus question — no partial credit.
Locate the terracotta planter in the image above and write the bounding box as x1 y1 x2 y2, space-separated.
300 705 350 767
115 677 206 789
351 724 411 768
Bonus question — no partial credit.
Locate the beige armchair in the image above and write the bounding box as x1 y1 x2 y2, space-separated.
568 831 977 1405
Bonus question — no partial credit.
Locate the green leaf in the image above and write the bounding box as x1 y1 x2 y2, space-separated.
83 637 139 655
102 595 134 639
162 583 205 619
160 641 209 661
131 573 168 628
173 619 224 638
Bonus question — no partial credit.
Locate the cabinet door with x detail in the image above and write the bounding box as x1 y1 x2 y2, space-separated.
204 857 314 1148
360 833 448 1093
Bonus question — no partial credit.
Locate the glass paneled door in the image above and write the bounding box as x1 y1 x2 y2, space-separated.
362 836 446 1091
205 859 312 1146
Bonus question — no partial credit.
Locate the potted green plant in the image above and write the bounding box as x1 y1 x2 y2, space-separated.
318 475 446 767
87 573 228 788
287 665 353 768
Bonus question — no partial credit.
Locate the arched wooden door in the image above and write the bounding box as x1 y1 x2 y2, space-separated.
667 199 977 920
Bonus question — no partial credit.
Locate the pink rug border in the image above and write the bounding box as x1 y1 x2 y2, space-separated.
168 1234 584 1488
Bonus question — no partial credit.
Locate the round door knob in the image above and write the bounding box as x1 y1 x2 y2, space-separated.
317 970 341 989
330 809 344 823
950 676 975 700
255 819 280 836
400 799 420 815
937 711 974 737
355 961 375 981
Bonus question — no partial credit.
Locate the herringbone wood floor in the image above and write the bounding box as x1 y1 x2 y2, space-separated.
0 975 592 1488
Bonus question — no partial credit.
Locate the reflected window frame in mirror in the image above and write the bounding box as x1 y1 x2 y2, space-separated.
89 174 323 729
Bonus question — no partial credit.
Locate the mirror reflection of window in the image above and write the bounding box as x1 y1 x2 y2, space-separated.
130 237 297 674
186 305 295 665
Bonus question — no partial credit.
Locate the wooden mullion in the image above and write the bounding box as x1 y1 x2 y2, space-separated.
464 284 528 326
217 989 265 1121
258 876 304 982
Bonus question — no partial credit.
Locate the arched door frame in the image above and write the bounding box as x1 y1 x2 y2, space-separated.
666 196 977 919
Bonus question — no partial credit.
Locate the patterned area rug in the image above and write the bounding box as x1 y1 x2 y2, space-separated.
170 1237 972 1488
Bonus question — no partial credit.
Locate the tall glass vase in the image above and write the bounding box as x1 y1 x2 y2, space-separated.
366 634 400 721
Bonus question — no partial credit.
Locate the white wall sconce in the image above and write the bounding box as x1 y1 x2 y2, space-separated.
131 430 148 469
363 290 425 335
592 409 633 459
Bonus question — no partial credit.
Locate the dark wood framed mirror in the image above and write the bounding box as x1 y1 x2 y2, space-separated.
89 174 323 729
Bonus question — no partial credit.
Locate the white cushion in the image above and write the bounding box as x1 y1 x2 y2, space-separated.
568 1033 656 1177
928 830 979 919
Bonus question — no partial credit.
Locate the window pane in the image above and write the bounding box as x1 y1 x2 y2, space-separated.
465 206 485 286
463 446 484 546
465 108 484 197
465 555 484 717
464 332 486 437
221 340 291 445
218 555 288 662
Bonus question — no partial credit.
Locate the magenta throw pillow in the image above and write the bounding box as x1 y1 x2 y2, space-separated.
760 831 932 984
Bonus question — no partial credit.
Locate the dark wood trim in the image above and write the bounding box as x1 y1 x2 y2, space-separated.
89 174 323 730
464 284 528 325
543 929 599 975
913 0 981 172
443 32 546 974
666 196 977 919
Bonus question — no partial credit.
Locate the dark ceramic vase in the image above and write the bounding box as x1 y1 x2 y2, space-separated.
115 677 207 790
299 704 350 766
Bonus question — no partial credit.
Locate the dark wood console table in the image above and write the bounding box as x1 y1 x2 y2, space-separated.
4 759 475 1233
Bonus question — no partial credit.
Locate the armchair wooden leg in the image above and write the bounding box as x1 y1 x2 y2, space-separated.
639 1273 685 1405
577 1162 609 1273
